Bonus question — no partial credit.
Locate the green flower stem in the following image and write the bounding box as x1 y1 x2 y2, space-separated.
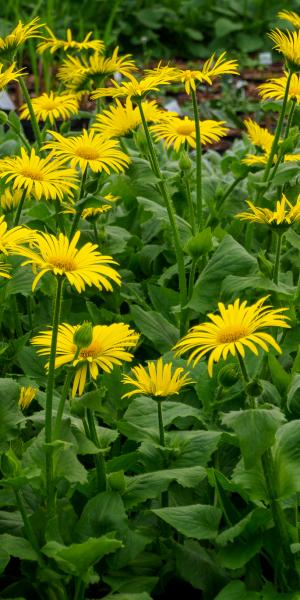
74 578 86 600
215 175 245 214
14 489 43 562
271 98 297 180
13 188 27 226
236 352 249 383
157 399 168 507
188 258 197 301
191 87 203 230
12 296 22 337
6 118 31 152
69 169 87 239
92 220 100 246
19 77 42 148
54 359 79 440
55 199 66 234
263 70 293 183
45 275 64 516
137 99 188 335
183 172 196 235
261 448 297 589
273 232 283 285
86 408 107 492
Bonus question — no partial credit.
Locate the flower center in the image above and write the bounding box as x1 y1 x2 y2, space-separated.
79 340 101 359
217 325 248 344
176 121 194 135
42 99 60 110
20 168 44 181
75 145 100 160
48 256 77 271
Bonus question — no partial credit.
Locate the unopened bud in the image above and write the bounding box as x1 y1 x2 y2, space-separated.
179 151 192 172
246 379 263 398
108 471 126 493
0 111 8 124
184 228 212 259
73 321 93 350
218 364 240 388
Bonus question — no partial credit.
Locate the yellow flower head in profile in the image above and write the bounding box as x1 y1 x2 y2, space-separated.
150 115 228 152
0 148 79 201
258 72 300 103
32 322 139 397
0 62 23 90
92 69 178 101
58 48 136 92
17 230 121 293
43 129 130 174
0 215 33 255
268 29 300 70
19 386 37 410
19 92 79 125
37 27 105 55
0 18 43 62
122 356 193 399
0 260 11 279
63 193 120 219
236 196 300 228
173 297 290 376
93 98 163 138
244 119 273 153
0 188 23 212
178 52 239 94
278 10 300 29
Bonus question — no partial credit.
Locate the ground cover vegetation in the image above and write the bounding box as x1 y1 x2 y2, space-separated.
2 6 300 600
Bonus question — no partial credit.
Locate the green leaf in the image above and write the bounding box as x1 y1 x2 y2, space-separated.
167 430 222 468
287 374 300 412
74 492 127 541
268 355 291 396
216 507 269 546
272 163 300 186
0 534 38 561
214 17 242 37
214 581 260 599
102 594 152 600
175 540 226 594
123 466 206 507
188 235 256 313
152 504 221 539
217 536 262 569
0 378 23 442
42 534 122 575
222 408 285 469
130 306 178 353
273 420 300 497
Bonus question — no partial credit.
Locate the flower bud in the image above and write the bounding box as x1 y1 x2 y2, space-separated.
0 111 8 124
246 379 263 398
218 364 240 388
1 448 21 478
184 228 212 259
108 471 126 493
179 150 192 172
73 321 93 350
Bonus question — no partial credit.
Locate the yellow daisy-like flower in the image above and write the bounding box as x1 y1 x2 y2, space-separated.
62 193 120 219
258 71 300 103
244 119 273 153
268 28 300 69
18 386 37 410
0 148 79 201
37 27 104 55
92 69 177 101
0 62 23 90
173 297 290 377
0 261 11 279
278 10 300 29
0 188 23 212
58 48 136 92
16 230 121 293
243 152 300 166
43 129 130 174
122 356 193 399
0 215 33 255
236 196 300 227
0 18 43 62
93 98 164 138
32 322 139 397
178 52 239 94
150 115 228 152
19 92 79 125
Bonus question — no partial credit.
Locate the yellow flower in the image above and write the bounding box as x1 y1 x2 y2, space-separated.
150 115 228 152
244 119 273 153
19 386 37 409
62 193 120 219
278 10 300 29
19 92 79 125
0 62 23 90
0 261 11 279
1 188 23 212
58 48 136 92
0 148 79 201
92 69 177 101
0 215 33 255
43 129 130 174
258 72 300 103
0 18 43 62
32 322 139 396
37 27 105 55
93 98 163 138
178 52 239 94
173 297 290 376
16 230 121 293
122 356 193 398
236 196 300 227
268 28 300 69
